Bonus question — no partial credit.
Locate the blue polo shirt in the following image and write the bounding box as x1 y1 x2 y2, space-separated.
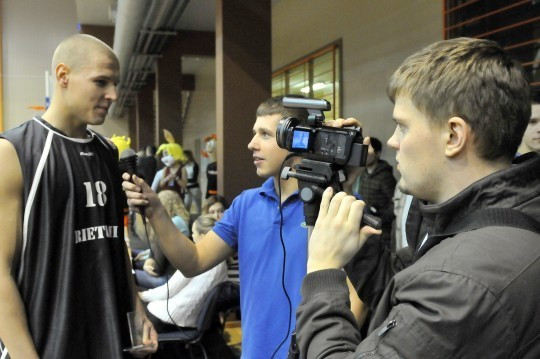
212 177 308 358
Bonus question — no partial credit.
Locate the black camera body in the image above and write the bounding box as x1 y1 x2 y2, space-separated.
276 97 368 167
275 97 380 229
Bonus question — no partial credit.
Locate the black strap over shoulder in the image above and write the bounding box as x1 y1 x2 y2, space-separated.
287 332 300 359
416 208 540 259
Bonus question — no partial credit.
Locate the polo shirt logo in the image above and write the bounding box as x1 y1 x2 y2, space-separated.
300 222 307 228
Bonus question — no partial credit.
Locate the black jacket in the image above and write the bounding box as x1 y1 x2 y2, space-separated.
297 153 540 358
357 160 397 226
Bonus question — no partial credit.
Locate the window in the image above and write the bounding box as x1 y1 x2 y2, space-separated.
444 0 540 100
272 42 341 121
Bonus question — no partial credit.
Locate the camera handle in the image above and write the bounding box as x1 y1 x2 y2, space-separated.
280 158 381 359
281 158 382 229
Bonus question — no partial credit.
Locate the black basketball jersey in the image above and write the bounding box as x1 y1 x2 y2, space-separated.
0 118 133 358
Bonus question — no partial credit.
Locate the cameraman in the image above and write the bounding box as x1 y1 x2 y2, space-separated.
295 38 540 358
122 96 365 358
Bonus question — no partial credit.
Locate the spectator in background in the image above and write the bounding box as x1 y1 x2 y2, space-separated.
151 133 186 200
139 214 237 359
140 214 227 331
202 195 240 312
133 190 191 289
137 145 158 183
203 134 218 198
202 194 229 221
181 150 202 216
518 102 540 155
353 137 397 248
202 196 234 280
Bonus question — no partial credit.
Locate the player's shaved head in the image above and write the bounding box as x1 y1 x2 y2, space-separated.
51 34 118 74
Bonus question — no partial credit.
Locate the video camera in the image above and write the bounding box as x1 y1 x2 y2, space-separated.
276 96 380 229
276 97 368 166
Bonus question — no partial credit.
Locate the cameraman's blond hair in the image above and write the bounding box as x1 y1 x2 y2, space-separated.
388 37 530 161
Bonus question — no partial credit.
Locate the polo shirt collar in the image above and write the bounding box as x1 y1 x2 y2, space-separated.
258 177 299 202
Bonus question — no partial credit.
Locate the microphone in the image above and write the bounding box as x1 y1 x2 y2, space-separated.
119 149 146 217
119 148 138 177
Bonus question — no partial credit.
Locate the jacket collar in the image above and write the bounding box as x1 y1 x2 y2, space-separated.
416 152 540 256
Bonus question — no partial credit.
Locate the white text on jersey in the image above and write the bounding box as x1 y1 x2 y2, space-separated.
75 225 118 244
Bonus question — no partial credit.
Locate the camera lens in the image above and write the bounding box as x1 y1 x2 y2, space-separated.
276 117 298 149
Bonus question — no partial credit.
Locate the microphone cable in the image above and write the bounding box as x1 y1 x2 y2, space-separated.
138 211 183 330
120 150 182 328
270 153 301 359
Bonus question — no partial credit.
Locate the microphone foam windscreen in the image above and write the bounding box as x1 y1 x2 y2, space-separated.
119 149 138 175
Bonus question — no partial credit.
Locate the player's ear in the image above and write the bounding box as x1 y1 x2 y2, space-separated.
56 63 70 88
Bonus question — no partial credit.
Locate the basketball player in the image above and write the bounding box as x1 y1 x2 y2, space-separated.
0 35 157 358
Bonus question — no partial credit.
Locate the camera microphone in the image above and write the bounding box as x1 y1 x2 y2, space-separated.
283 97 330 111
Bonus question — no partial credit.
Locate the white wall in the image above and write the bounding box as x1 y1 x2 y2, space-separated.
272 0 443 168
181 57 217 195
2 0 78 131
1 0 128 136
182 58 217 153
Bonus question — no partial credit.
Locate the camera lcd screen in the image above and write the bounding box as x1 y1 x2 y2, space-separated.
291 129 310 150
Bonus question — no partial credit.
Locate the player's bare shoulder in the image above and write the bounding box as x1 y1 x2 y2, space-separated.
0 138 23 190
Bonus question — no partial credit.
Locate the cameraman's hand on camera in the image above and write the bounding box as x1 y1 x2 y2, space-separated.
325 117 360 129
324 118 369 194
307 187 380 273
122 173 163 219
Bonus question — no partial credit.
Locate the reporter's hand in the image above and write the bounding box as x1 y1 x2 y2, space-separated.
307 187 380 273
122 174 160 218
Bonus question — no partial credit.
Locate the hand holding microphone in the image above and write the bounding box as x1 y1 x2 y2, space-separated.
119 149 154 217
119 148 139 179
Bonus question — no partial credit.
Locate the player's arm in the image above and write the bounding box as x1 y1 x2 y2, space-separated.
120 233 158 357
122 174 234 277
0 139 39 359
